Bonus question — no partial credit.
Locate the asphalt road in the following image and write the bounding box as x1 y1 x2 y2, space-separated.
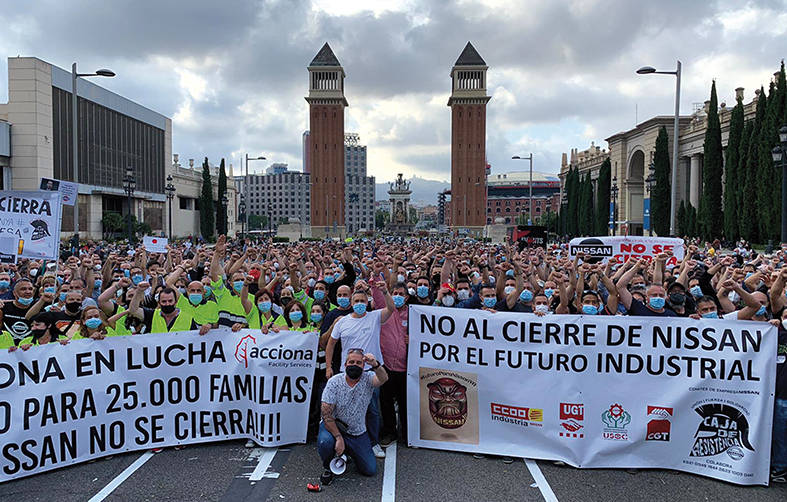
1 439 785 502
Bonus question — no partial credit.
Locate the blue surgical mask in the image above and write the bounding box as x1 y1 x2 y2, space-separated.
506 269 514 277
233 280 244 292
59 292 68 302
17 297 33 306
397 274 405 282
755 305 767 317
701 311 719 319
0 280 9 289
582 304 599 315
310 312 323 324
85 317 103 329
178 287 186 294
417 285 429 298
189 293 203 305
519 290 533 302
745 272 753 279
352 303 367 315
44 286 56 294
131 275 143 285
308 278 316 288
483 297 496 308
543 288 554 298
94 279 102 289
313 290 326 301
649 297 666 310
123 270 130 277
337 297 350 308
393 295 405 308
325 275 335 284
690 285 703 298
334 272 341 280
289 311 303 322
258 301 272 312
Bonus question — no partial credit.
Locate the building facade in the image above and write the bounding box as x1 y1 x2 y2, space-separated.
344 133 375 233
449 42 490 233
445 171 561 226
306 43 348 238
564 86 761 236
168 155 237 238
235 166 310 232
0 57 172 239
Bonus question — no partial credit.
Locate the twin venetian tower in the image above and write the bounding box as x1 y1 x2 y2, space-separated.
306 42 490 237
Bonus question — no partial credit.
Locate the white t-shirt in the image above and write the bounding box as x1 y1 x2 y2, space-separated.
331 309 384 370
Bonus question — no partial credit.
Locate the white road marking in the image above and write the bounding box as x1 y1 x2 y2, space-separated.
88 452 154 502
524 458 559 502
249 447 278 481
381 443 397 502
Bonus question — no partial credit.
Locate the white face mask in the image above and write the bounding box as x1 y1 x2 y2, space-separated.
457 289 470 300
408 288 415 296
397 274 405 283
442 295 455 307
535 304 549 314
504 286 515 295
728 291 740 304
782 318 787 330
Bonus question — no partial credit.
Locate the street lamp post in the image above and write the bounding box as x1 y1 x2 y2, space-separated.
71 63 115 241
238 194 247 239
244 153 265 240
645 163 656 236
770 125 787 244
122 167 136 243
611 176 619 236
512 154 534 225
165 175 176 240
267 202 273 238
637 61 681 236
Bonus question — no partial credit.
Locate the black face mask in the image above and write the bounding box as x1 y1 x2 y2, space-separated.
345 364 363 380
160 304 176 314
669 293 686 305
31 328 48 340
65 301 82 313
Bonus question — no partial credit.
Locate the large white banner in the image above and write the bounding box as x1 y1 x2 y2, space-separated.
569 236 684 267
0 190 63 260
0 329 317 481
407 306 776 486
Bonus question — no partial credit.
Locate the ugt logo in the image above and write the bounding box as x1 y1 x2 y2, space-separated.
234 334 257 368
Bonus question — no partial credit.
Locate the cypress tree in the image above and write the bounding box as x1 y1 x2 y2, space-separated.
763 64 787 240
595 158 611 235
565 167 578 237
741 88 767 242
677 200 687 237
686 202 697 238
699 81 724 240
724 95 744 240
756 82 777 240
580 172 594 235
737 120 753 238
200 157 215 241
217 158 227 235
652 126 671 236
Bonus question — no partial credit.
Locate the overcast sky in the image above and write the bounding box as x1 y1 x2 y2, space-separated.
1 0 786 183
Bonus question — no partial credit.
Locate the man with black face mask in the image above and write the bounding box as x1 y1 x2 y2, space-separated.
318 348 388 485
43 290 85 340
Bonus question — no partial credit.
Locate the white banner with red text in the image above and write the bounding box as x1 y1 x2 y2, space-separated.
568 236 684 266
0 329 317 481
406 306 776 485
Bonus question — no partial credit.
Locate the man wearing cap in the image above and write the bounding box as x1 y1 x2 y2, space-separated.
318 348 388 485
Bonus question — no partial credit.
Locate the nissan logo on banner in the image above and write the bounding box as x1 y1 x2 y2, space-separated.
569 238 612 264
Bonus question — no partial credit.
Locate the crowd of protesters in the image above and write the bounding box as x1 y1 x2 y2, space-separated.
0 234 784 485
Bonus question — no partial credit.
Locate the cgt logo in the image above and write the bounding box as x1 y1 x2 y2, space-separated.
646 406 673 441
234 334 257 368
559 402 584 438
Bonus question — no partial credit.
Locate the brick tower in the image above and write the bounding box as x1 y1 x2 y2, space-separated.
306 43 348 238
448 42 490 233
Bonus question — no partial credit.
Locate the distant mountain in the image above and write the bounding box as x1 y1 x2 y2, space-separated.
376 175 450 207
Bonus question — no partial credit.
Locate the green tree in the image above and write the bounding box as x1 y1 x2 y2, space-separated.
741 88 767 242
737 120 753 238
652 126 671 236
580 172 594 235
200 157 215 241
759 64 787 241
565 167 581 237
723 95 744 240
248 213 267 230
217 158 227 235
595 158 611 235
699 81 723 240
686 202 697 238
101 212 123 240
677 200 687 237
375 209 389 230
